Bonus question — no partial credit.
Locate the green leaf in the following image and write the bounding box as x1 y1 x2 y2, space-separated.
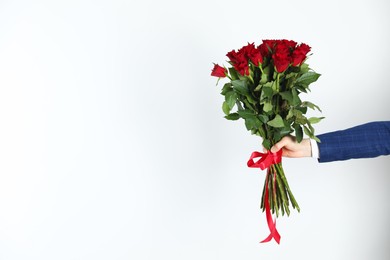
272 78 279 92
231 80 249 96
273 127 292 142
286 109 294 120
295 85 308 93
222 101 230 115
260 72 268 84
263 81 273 88
263 102 273 113
263 64 271 76
292 88 301 106
244 117 262 131
225 113 240 120
295 114 307 125
254 84 262 92
228 67 239 80
232 80 256 105
287 108 303 119
273 131 282 143
236 101 244 111
308 117 325 124
302 101 322 112
302 120 321 143
256 126 266 138
303 125 312 137
307 121 315 133
299 63 309 73
285 72 298 80
262 139 271 150
303 124 319 142
294 124 303 142
242 99 256 111
296 71 321 86
293 108 304 117
260 86 273 101
257 114 269 123
221 83 232 95
225 91 237 109
279 91 293 104
267 114 284 128
280 126 293 136
237 74 248 81
237 109 255 119
293 107 306 116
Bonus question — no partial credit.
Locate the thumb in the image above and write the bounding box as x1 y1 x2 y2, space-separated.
270 143 281 153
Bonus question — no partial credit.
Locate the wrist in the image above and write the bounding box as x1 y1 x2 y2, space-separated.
301 139 312 157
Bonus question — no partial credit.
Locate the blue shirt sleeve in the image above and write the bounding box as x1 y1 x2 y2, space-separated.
317 121 390 163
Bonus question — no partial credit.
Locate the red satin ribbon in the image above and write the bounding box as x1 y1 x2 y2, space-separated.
247 150 282 244
247 150 282 170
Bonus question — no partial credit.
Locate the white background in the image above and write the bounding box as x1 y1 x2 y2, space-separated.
0 0 389 259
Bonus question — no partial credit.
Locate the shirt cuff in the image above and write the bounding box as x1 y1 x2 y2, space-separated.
310 138 320 159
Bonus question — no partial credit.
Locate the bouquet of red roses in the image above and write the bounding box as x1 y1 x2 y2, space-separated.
211 39 322 243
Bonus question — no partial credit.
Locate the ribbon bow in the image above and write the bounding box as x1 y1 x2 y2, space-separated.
247 150 282 170
247 150 283 244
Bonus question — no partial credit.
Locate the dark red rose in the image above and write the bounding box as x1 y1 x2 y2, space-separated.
298 43 311 54
272 43 291 73
226 48 250 76
259 39 277 57
281 39 297 50
226 49 239 63
292 43 311 66
211 63 227 77
242 43 263 66
273 54 290 73
234 61 250 76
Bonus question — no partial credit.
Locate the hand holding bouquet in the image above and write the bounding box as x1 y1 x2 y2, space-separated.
211 39 322 243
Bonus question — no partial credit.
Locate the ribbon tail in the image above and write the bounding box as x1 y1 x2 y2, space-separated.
260 173 281 244
260 217 280 244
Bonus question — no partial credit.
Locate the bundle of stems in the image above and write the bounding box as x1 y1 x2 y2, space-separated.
261 163 300 217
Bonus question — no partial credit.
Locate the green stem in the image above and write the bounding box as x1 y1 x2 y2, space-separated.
248 74 254 84
260 175 266 212
268 173 274 214
271 170 279 218
272 164 290 216
276 184 285 216
275 163 300 212
260 65 264 74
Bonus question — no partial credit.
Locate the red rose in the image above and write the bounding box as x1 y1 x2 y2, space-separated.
298 43 311 54
236 62 250 75
259 39 277 57
292 43 311 66
226 48 250 76
273 55 290 73
211 63 227 78
226 49 239 63
242 43 263 66
281 39 297 50
272 42 291 73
